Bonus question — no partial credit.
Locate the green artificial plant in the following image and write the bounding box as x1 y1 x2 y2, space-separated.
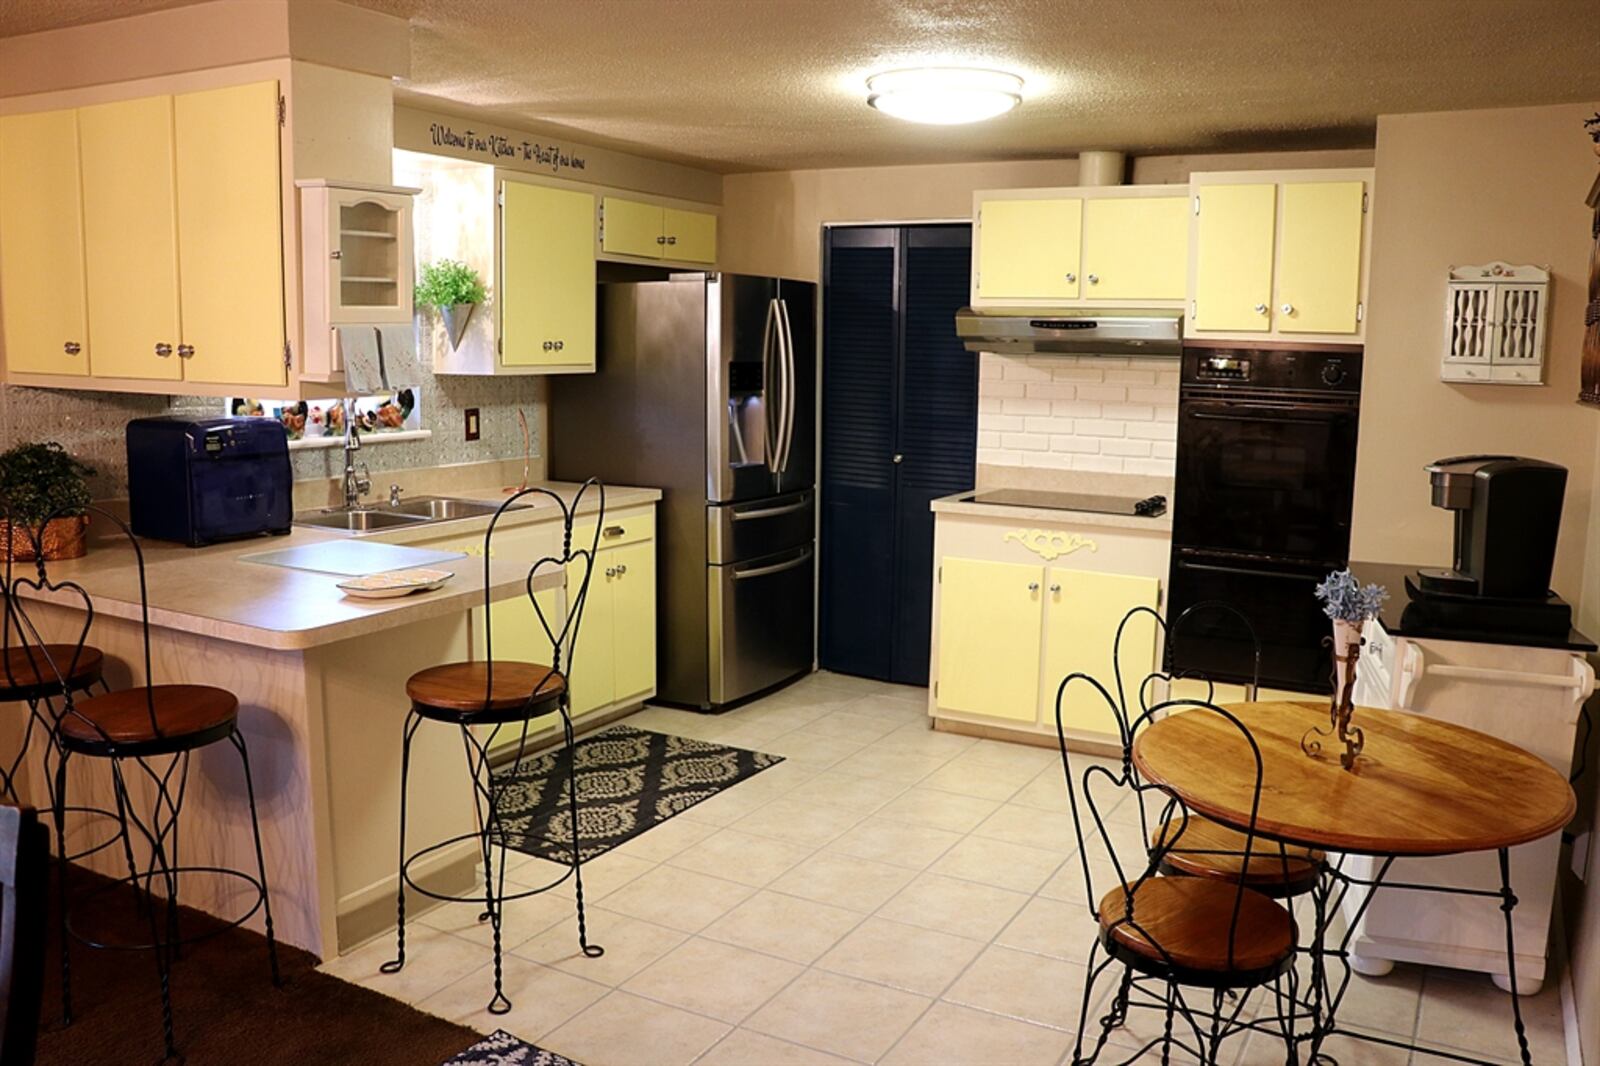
414 259 488 311
0 441 95 526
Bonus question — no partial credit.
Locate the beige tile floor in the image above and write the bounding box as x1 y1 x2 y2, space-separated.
320 671 1570 1066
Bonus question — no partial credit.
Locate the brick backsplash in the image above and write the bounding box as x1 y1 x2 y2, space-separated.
977 353 1178 475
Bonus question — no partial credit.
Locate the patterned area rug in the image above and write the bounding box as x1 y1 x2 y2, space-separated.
443 1030 580 1065
491 725 784 862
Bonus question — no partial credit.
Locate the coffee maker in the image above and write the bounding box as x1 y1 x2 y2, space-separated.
1407 455 1571 636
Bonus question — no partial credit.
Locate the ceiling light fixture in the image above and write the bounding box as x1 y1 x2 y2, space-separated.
866 67 1023 125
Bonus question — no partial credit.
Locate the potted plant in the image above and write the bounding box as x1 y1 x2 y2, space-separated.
0 441 95 561
415 259 488 349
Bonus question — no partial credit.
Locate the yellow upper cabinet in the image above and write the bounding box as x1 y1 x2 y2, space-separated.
601 196 665 259
1189 170 1372 340
1192 183 1277 333
79 95 183 382
501 180 596 371
976 197 1082 300
600 196 717 264
663 207 716 264
1276 181 1366 334
0 109 89 377
174 81 285 387
1080 196 1190 301
936 557 1045 723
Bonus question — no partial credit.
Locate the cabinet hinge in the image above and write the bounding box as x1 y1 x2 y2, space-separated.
1190 299 1198 321
937 565 942 583
1362 192 1369 214
497 336 503 355
1356 302 1365 323
282 341 292 368
277 95 286 127
933 681 939 698
1193 195 1201 216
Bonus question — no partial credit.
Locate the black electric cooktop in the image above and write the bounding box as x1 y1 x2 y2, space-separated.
969 488 1167 517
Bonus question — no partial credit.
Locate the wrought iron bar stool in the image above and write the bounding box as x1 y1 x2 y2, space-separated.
5 505 280 1063
1111 602 1324 901
382 482 605 1014
1054 676 1301 1065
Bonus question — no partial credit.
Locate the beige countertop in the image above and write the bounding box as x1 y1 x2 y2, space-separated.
12 481 661 651
931 491 1175 532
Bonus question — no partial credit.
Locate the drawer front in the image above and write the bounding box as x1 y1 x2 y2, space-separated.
708 491 813 565
576 507 654 550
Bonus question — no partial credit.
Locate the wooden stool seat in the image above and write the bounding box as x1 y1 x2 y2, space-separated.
1152 814 1324 898
57 685 238 757
1 644 103 701
1097 876 1295 983
406 661 566 724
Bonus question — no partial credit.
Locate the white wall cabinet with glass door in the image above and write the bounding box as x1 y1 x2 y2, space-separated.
1187 168 1374 343
297 180 419 382
927 508 1172 750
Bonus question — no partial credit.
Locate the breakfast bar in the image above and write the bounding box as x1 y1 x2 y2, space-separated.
4 482 660 959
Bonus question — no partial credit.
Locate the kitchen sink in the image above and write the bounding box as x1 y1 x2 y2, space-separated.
294 509 430 532
389 496 518 521
293 496 526 533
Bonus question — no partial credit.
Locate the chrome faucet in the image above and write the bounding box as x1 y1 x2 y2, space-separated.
342 398 370 510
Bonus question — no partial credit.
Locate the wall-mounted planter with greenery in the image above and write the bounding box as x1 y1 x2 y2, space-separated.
0 442 95 561
416 259 488 349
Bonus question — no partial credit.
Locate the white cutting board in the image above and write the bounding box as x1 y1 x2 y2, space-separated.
239 540 466 577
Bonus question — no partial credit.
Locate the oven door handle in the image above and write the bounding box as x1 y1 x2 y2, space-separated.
1188 410 1352 427
1176 560 1327 580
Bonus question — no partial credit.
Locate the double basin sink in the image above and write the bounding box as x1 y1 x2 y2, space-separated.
294 496 525 533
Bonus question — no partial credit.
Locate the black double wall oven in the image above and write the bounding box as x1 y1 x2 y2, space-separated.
1167 341 1363 693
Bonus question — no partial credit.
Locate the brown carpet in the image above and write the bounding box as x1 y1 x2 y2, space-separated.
36 865 482 1066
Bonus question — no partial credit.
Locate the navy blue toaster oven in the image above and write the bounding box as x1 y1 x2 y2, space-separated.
126 417 293 546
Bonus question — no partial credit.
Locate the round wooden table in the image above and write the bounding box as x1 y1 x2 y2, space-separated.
1130 699 1576 1066
1131 700 1575 857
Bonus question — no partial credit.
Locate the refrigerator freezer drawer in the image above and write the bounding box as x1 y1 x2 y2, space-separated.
707 491 814 565
708 544 815 705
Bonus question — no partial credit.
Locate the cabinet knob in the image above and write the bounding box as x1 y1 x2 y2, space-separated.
666 236 677 245
155 342 173 357
1050 584 1062 594
605 566 617 578
63 341 82 355
1087 274 1099 285
616 563 627 575
1281 303 1295 315
1064 272 1076 283
1027 582 1040 592
178 344 195 358
330 249 343 259
892 453 903 464
656 235 667 245
603 525 625 538
1254 303 1268 315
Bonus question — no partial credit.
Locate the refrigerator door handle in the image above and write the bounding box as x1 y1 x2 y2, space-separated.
761 297 779 470
777 297 797 474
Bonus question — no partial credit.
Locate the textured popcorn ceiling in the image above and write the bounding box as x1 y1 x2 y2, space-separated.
5 0 1600 172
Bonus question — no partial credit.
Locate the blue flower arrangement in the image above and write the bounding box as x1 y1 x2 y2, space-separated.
1314 569 1388 624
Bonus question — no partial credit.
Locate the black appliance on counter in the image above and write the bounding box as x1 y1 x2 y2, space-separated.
1403 455 1573 638
126 417 292 547
1167 341 1364 693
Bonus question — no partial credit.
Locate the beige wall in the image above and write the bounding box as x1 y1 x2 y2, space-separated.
719 148 1374 281
1351 104 1600 602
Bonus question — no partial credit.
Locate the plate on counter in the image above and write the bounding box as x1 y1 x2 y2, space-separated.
337 568 454 599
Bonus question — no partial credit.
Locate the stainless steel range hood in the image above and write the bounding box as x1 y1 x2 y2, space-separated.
955 307 1183 356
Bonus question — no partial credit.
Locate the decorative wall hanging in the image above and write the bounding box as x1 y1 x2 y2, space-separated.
1004 528 1098 561
1580 113 1600 407
1442 263 1549 385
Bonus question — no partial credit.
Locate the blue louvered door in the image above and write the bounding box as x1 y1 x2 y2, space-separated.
820 224 975 685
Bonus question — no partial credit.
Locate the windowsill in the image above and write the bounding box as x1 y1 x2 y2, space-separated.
287 429 432 451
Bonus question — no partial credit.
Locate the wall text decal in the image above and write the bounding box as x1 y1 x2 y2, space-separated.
428 123 588 175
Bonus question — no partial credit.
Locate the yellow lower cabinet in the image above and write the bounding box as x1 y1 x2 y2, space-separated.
1043 569 1160 738
936 558 1045 722
607 541 657 703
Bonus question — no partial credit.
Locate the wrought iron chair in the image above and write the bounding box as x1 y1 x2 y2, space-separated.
0 803 47 1066
1111 602 1323 901
1055 675 1301 1065
382 481 606 1015
3 505 279 1063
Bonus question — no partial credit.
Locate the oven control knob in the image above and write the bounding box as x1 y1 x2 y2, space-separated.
1320 363 1348 386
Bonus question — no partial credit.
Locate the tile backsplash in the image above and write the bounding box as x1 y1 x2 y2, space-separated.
976 352 1177 476
0 359 546 500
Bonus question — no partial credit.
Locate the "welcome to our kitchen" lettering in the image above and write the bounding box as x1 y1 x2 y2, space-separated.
428 122 587 174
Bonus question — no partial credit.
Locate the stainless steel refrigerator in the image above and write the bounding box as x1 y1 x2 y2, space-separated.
549 273 817 710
